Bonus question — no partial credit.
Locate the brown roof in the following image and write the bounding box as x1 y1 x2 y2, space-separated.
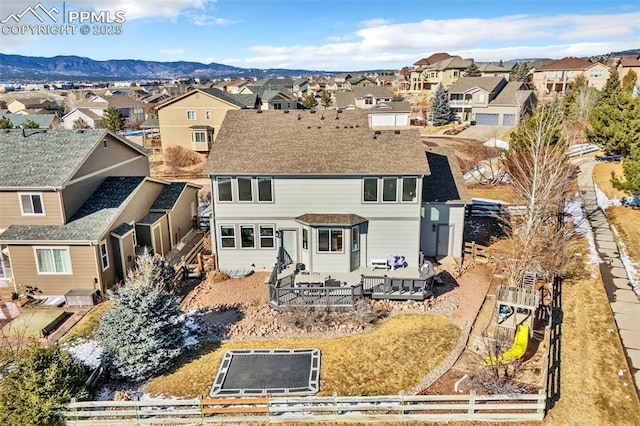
490 82 534 106
447 76 506 94
203 109 430 176
414 53 451 67
619 56 640 67
537 57 599 71
295 213 367 226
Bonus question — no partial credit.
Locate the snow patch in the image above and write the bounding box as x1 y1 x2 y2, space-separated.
594 184 622 210
63 339 103 369
177 309 201 347
611 225 640 296
564 195 601 265
484 138 509 150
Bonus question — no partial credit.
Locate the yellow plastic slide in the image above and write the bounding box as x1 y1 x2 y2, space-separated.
483 324 529 366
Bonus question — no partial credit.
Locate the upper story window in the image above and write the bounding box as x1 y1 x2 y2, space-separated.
476 92 485 103
217 177 233 202
186 110 196 120
35 247 71 274
453 70 459 77
402 177 417 202
257 177 273 202
237 177 253 202
363 177 378 202
364 97 373 105
363 177 418 204
382 177 398 202
590 70 604 78
19 193 44 215
205 110 212 120
273 102 282 110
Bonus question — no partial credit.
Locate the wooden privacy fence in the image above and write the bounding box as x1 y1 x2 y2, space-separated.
464 242 490 264
61 390 546 424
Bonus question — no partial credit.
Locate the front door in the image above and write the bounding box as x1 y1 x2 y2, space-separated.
436 224 453 257
351 226 360 271
282 230 297 264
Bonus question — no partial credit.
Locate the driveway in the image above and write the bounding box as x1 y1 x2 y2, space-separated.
454 125 512 141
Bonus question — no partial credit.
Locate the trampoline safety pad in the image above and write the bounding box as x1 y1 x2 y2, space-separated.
210 348 320 396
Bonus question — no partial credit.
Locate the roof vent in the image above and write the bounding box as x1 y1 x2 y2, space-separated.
2 129 10 134
310 108 317 114
337 109 343 113
307 126 311 129
298 113 301 120
284 109 290 114
336 125 340 129
320 114 324 120
76 129 85 134
256 109 263 114
394 130 401 134
374 130 382 135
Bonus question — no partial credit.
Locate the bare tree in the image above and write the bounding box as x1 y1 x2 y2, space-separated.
501 104 574 285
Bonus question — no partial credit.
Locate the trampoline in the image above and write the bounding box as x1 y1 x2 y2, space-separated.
210 348 320 396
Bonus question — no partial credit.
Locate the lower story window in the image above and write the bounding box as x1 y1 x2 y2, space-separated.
35 247 71 274
100 241 109 270
318 228 343 253
240 225 255 248
259 225 275 248
220 225 236 248
302 228 308 250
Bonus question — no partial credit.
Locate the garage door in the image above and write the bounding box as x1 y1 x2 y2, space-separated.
475 113 499 126
502 114 516 126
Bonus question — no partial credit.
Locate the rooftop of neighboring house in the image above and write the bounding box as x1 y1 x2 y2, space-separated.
447 76 507 94
618 55 640 67
425 56 473 71
0 129 148 189
0 111 57 128
7 98 55 108
0 176 147 243
527 59 555 70
422 147 470 204
253 78 295 88
63 108 102 121
203 109 430 176
156 88 258 110
536 57 605 71
353 86 393 98
414 53 452 67
369 101 411 113
151 182 201 210
476 63 510 73
490 82 534 106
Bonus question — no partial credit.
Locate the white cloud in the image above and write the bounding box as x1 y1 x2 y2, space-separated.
184 11 238 26
243 11 640 69
359 18 393 28
160 48 185 55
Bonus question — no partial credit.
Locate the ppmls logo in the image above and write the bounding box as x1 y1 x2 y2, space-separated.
2 2 125 36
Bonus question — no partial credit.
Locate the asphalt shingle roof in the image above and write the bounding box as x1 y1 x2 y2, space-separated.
151 182 187 210
111 222 134 237
490 82 534 106
137 212 166 225
0 177 146 242
536 57 599 71
0 129 148 189
199 88 259 108
422 147 469 203
0 112 56 128
203 109 430 176
447 76 506 94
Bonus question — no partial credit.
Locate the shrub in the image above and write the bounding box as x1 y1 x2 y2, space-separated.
164 146 202 168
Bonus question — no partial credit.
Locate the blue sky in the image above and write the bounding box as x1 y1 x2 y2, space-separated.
1 0 639 71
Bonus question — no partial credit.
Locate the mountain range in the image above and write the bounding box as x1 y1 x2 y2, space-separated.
0 54 321 81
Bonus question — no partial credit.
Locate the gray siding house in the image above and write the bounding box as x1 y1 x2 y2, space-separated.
203 109 468 274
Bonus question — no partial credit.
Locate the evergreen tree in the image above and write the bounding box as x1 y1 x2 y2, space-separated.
513 62 531 84
586 89 640 156
72 117 92 129
96 252 184 382
22 119 40 129
600 69 621 100
100 107 125 132
320 90 332 109
622 69 638 94
464 62 481 77
430 84 452 126
0 117 13 129
0 344 90 426
611 144 640 196
302 93 318 109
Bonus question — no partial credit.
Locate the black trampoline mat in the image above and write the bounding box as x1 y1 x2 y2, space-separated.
210 349 320 396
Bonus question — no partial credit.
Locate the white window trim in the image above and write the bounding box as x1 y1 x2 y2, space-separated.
317 228 344 253
219 224 236 249
239 224 256 249
362 177 379 203
190 131 207 143
381 177 398 203
205 110 212 120
257 176 274 203
302 228 309 251
237 177 254 203
216 177 234 203
18 192 45 216
33 246 73 275
259 224 276 249
401 176 418 203
99 241 109 271
186 110 196 120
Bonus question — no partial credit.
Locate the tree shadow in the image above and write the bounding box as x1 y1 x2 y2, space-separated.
434 270 459 297
546 277 562 411
196 303 245 341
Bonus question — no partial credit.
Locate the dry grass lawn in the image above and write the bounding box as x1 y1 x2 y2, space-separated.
468 184 517 204
148 314 459 398
592 161 628 199
608 206 640 262
60 301 111 342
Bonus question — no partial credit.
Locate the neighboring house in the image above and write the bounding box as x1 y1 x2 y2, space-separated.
292 78 310 98
7 98 58 114
447 76 536 125
616 55 640 85
0 129 200 299
411 54 473 93
61 108 103 129
349 76 377 88
74 95 146 121
325 74 353 92
0 111 59 129
367 101 411 128
476 63 511 78
156 88 259 153
239 82 298 110
202 109 467 275
334 86 394 109
532 57 611 100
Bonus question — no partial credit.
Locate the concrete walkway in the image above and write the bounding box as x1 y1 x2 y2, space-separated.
577 161 640 394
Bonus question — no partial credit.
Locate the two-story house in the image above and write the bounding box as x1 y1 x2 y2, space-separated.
447 77 536 125
0 129 200 299
334 86 394 109
156 88 260 154
203 109 468 274
238 81 298 111
532 57 611 100
616 55 640 87
63 95 146 129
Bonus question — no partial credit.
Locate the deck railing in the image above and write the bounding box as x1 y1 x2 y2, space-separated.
269 280 363 310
